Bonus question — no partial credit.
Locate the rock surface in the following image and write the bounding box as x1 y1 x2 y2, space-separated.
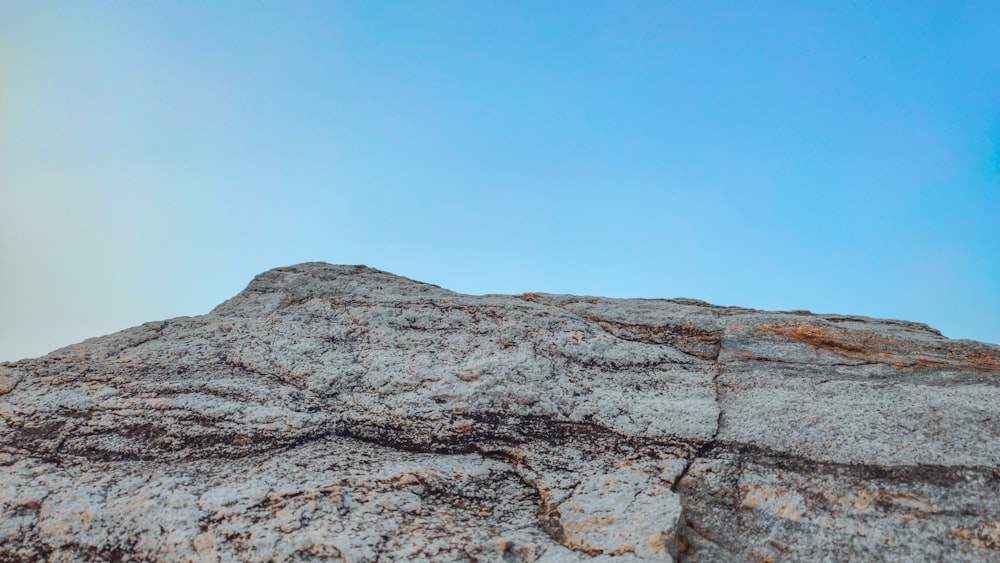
1 262 998 562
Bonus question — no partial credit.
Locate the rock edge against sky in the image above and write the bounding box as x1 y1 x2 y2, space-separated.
2 263 998 561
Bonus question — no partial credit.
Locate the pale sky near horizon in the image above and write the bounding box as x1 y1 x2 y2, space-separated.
1 1 998 361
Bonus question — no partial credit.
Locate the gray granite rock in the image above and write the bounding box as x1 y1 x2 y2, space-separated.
1 263 998 561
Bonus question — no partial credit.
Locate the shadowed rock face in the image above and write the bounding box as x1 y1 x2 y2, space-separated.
2 263 998 562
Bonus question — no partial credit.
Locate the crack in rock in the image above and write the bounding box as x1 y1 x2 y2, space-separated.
1 262 998 562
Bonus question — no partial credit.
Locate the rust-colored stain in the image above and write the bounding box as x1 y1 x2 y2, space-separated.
763 322 1000 373
765 322 897 357
947 347 1000 372
454 369 479 382
913 357 951 367
739 484 804 521
949 522 1000 550
393 474 421 487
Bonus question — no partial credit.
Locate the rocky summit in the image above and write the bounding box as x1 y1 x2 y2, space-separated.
2 263 999 562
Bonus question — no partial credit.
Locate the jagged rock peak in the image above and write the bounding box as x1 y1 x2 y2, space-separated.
1 263 998 561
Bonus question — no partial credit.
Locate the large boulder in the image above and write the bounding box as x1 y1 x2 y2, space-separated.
2 263 998 561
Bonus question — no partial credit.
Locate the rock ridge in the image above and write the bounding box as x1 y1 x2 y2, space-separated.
1 262 998 561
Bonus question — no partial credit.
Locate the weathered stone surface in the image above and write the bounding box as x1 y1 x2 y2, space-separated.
1 262 998 561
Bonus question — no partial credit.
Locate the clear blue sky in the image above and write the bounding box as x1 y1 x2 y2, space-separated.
1 1 998 360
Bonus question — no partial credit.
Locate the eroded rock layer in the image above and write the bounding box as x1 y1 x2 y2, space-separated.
1 263 998 561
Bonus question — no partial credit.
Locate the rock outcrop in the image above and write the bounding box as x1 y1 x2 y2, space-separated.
2 263 998 562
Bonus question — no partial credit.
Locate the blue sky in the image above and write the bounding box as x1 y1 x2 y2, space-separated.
1 1 998 360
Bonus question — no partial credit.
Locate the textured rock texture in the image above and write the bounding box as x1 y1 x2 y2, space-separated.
2 263 999 562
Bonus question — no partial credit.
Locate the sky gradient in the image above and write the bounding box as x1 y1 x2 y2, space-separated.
2 1 998 361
